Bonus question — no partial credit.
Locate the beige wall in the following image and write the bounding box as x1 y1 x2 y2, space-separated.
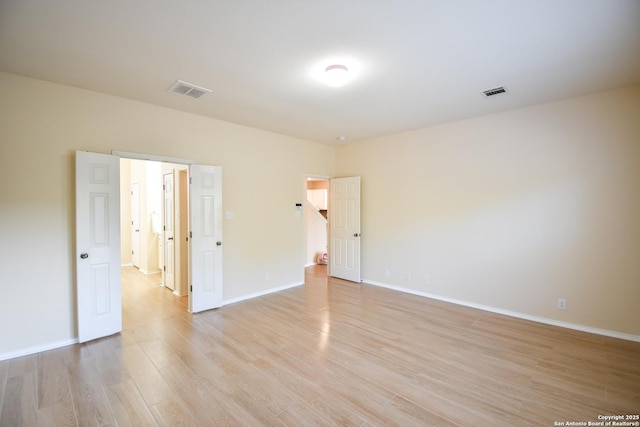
1 70 638 358
336 84 640 337
0 72 335 356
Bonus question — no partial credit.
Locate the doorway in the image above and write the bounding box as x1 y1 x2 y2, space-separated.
120 158 190 302
76 150 223 342
303 175 362 283
304 177 329 278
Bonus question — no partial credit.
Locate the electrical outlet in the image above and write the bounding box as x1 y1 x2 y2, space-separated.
557 298 567 310
265 273 271 281
404 273 411 281
384 268 390 277
423 275 429 284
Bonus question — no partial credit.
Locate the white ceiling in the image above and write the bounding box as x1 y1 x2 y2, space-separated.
1 0 639 145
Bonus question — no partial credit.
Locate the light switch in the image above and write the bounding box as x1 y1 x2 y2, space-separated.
225 211 234 220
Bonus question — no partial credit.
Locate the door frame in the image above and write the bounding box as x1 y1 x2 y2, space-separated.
162 170 176 291
111 150 205 307
113 151 224 314
301 173 332 279
130 182 141 268
77 149 224 343
114 151 195 302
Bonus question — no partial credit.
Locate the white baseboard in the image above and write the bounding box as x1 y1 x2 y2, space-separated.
6 278 634 362
121 263 133 267
139 268 161 275
363 279 640 343
223 281 304 306
0 338 79 362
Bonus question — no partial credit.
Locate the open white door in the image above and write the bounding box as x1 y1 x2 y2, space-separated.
329 176 361 282
163 172 175 291
75 151 121 343
130 182 140 268
189 165 223 313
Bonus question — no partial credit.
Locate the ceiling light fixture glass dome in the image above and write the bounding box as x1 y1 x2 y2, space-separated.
324 64 349 87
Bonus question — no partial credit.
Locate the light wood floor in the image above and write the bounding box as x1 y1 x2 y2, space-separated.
1 265 638 426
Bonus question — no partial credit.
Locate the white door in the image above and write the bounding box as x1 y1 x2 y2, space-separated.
130 182 140 268
75 151 122 343
189 165 223 313
329 176 361 282
163 172 175 291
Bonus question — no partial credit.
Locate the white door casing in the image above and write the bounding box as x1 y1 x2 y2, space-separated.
75 151 122 343
329 176 361 282
163 172 175 291
189 165 223 313
130 182 140 268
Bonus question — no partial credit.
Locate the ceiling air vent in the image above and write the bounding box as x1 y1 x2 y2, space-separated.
168 80 212 99
482 86 507 98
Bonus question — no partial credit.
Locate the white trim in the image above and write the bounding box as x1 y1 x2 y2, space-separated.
112 150 195 165
0 338 79 362
303 173 332 181
121 263 133 267
223 282 304 306
363 279 640 343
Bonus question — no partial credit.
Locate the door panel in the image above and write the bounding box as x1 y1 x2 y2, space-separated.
163 172 175 291
179 170 189 295
190 165 223 313
76 151 121 343
130 183 140 268
329 177 361 282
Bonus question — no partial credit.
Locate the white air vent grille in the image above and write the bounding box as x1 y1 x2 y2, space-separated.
168 80 212 99
482 86 507 98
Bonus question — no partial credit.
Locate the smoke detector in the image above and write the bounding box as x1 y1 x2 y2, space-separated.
168 80 212 99
482 86 508 98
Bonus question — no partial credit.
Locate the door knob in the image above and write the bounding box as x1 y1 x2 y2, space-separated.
80 253 89 259
216 241 222 246
353 233 360 237
168 237 174 240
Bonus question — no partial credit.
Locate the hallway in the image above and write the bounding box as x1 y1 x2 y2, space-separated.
121 266 188 328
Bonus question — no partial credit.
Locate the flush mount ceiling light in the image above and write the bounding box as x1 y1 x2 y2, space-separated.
311 57 363 88
324 64 349 87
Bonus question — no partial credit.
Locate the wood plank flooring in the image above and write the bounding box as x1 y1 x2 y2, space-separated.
1 265 638 426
